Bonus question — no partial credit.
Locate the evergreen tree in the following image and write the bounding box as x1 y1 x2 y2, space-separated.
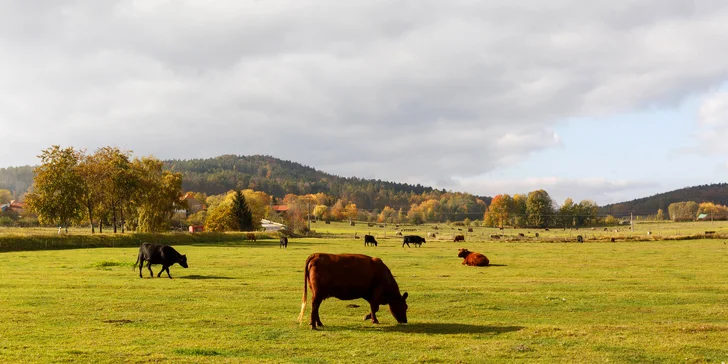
232 190 253 231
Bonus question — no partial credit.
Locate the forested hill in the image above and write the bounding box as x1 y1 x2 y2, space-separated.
0 166 34 199
164 155 491 210
600 183 728 216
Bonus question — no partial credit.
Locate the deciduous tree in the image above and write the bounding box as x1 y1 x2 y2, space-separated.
25 146 85 232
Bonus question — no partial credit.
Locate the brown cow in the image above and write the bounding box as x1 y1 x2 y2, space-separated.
297 253 409 330
453 235 465 242
457 248 489 267
246 233 256 242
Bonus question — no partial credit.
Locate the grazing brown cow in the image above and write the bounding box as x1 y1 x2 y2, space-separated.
246 233 256 242
297 253 409 330
457 248 489 267
453 235 465 242
467 227 473 233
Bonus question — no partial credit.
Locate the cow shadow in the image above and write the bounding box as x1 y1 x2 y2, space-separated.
488 264 508 267
178 275 235 280
383 323 523 335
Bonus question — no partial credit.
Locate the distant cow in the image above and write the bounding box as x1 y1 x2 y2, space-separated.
325 221 331 224
364 235 378 247
246 233 256 242
427 232 436 238
576 235 583 243
490 234 500 239
467 227 473 233
453 235 465 242
133 243 188 279
402 235 425 247
280 236 289 248
518 233 525 237
395 231 402 236
457 248 490 267
297 253 409 329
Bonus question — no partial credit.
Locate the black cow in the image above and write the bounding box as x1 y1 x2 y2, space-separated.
402 235 425 247
280 236 289 249
133 243 188 279
364 235 378 247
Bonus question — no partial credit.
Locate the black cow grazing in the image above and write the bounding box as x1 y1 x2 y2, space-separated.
298 253 408 329
453 235 465 242
133 243 188 279
364 235 378 247
577 235 583 243
402 235 425 247
280 236 289 248
518 233 525 237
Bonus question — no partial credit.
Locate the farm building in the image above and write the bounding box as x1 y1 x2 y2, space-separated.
261 219 286 232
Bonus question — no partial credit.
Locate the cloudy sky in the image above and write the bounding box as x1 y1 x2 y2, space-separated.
1 0 727 205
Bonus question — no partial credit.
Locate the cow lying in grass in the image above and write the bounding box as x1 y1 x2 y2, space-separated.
457 248 489 267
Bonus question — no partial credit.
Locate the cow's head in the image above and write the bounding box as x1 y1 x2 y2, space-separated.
389 292 409 324
457 249 470 258
179 254 189 268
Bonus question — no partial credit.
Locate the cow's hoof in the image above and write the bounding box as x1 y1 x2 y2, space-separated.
364 314 371 320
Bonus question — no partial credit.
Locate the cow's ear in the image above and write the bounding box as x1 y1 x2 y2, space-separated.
402 292 408 300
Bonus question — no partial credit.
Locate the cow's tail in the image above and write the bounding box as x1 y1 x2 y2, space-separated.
297 254 313 324
132 251 141 270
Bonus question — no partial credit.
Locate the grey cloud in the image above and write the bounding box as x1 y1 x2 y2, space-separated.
2 0 728 187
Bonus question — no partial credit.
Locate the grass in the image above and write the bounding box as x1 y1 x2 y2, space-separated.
317 220 728 242
1 236 727 363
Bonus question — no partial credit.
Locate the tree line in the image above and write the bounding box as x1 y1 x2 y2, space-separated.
482 190 601 228
25 146 185 233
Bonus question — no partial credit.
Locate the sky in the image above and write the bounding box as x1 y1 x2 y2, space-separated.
1 0 727 206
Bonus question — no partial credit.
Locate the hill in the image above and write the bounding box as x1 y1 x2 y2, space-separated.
600 183 728 216
165 155 492 211
0 166 34 199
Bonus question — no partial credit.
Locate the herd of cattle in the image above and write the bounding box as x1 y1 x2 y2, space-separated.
132 234 491 330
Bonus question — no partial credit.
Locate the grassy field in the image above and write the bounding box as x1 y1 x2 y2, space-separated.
317 220 728 242
1 236 727 363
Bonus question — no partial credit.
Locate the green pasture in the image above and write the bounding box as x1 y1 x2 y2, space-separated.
316 220 728 242
1 236 727 363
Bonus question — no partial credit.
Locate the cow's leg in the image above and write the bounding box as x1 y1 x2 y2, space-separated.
157 265 166 278
165 267 172 279
310 295 324 329
139 261 144 278
364 303 380 324
146 262 154 278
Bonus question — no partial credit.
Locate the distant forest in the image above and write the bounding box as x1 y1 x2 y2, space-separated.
4 155 727 218
600 183 728 216
0 166 34 199
165 155 491 212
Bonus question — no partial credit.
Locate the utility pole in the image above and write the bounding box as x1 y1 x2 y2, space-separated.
630 212 633 232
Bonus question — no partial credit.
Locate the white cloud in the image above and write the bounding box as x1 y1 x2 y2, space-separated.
1 0 728 188
691 90 728 153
